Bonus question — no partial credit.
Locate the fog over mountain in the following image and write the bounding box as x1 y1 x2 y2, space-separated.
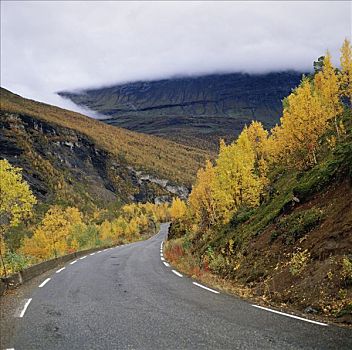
1 1 350 112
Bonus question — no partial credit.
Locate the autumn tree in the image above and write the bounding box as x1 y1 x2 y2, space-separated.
314 53 343 137
99 220 114 243
212 130 264 224
0 159 36 276
169 198 187 221
246 121 269 188
22 206 83 260
340 38 352 104
189 160 218 230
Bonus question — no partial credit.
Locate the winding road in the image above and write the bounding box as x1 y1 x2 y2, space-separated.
9 224 352 349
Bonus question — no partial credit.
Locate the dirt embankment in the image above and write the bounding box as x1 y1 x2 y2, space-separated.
165 179 352 326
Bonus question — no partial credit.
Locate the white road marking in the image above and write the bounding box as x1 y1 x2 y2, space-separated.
38 278 51 288
18 298 32 318
161 257 165 261
6 348 15 350
252 305 328 326
70 260 78 265
163 261 170 267
193 282 219 294
90 252 96 256
56 267 66 273
172 270 183 277
79 255 87 260
97 250 102 253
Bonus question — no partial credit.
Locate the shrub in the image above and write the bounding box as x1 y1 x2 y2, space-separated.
342 256 352 285
4 251 30 274
208 254 227 274
271 208 322 244
289 249 310 276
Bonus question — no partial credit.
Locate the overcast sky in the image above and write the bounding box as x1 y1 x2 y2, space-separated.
1 1 351 113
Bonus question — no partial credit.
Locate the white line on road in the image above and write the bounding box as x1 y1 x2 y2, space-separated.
90 252 96 256
15 298 32 317
79 255 87 260
252 305 328 326
172 270 183 277
38 278 51 288
56 267 66 273
163 261 170 267
19 298 32 318
193 282 219 294
70 260 78 265
161 257 165 261
97 250 102 253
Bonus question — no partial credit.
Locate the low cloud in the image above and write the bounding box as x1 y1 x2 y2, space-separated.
1 1 350 110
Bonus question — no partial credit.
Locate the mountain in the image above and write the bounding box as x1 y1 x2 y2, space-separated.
59 71 303 150
0 88 209 209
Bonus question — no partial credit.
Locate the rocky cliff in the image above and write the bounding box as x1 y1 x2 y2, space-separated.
59 71 303 150
0 112 188 209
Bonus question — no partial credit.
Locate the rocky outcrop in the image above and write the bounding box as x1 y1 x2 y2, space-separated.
0 112 185 205
59 71 303 150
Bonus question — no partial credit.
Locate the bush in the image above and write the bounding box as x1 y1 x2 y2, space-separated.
208 253 227 274
342 256 352 285
294 138 352 202
271 208 322 244
229 208 255 228
4 251 30 274
289 249 310 276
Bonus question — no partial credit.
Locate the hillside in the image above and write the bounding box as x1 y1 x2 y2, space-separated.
167 145 352 323
0 88 210 195
58 71 303 150
164 45 352 324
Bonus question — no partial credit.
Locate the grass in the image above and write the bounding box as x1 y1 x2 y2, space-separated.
270 208 323 244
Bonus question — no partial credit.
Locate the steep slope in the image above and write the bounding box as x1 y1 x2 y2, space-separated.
166 135 352 323
1 88 209 185
0 88 210 209
59 72 303 150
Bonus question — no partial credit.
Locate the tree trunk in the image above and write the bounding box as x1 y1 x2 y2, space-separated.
0 236 7 278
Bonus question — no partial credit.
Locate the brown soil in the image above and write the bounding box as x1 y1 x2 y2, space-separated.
166 179 352 326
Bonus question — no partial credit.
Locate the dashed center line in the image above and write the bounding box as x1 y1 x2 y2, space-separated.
172 270 183 277
251 305 328 326
56 267 66 273
163 261 170 267
79 255 87 260
38 278 51 288
161 257 165 261
16 298 32 318
70 260 78 265
90 252 96 256
193 282 219 294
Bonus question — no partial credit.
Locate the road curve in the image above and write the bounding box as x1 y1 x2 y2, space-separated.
13 223 352 349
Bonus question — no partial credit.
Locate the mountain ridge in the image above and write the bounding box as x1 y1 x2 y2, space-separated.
59 71 304 150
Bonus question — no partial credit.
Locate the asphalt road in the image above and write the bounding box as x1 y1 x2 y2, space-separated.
12 223 352 349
